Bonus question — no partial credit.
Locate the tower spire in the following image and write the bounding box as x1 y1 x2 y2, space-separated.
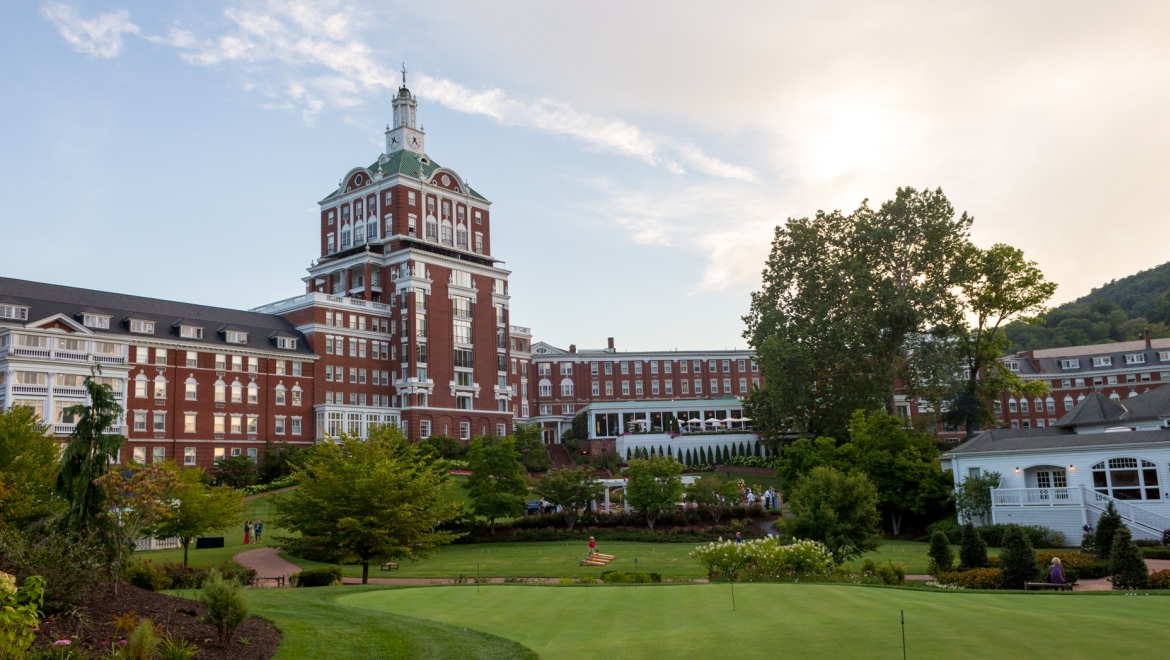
401 62 408 88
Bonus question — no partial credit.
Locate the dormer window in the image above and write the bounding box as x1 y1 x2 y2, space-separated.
1160 351 1170 362
1092 356 1112 368
1060 359 1080 370
129 319 155 334
0 305 28 321
276 337 297 350
180 325 204 340
83 314 110 329
1005 361 1020 372
225 331 248 345
1125 353 1146 365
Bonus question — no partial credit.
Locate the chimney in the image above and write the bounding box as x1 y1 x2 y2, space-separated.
569 344 576 353
1146 327 1153 349
607 337 615 350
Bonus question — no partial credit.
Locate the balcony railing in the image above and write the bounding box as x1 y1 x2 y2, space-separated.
991 487 1078 506
11 385 49 395
53 386 89 397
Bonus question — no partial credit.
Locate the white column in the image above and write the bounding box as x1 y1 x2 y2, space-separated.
624 489 630 513
604 488 611 514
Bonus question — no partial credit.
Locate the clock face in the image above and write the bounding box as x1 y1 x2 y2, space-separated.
410 136 420 147
390 136 399 146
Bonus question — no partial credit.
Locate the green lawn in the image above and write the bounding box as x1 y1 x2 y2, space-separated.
137 492 292 568
343 583 1170 659
846 539 1001 574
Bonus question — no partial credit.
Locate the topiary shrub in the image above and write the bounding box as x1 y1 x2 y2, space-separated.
1148 570 1170 590
199 569 250 646
999 525 1040 589
927 531 954 576
958 522 988 570
1094 501 1124 561
1109 527 1149 590
937 568 1002 590
292 566 344 587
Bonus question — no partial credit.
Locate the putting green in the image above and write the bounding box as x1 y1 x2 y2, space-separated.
341 584 1170 659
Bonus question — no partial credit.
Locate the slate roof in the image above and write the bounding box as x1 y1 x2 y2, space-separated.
1003 339 1170 376
947 427 1170 455
0 277 314 356
320 149 488 203
1054 391 1128 427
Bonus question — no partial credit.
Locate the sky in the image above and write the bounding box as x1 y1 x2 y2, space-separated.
2 1 1169 352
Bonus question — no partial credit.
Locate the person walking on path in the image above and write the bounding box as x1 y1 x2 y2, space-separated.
244 520 252 545
254 520 264 544
1049 557 1065 584
588 536 597 557
734 532 744 544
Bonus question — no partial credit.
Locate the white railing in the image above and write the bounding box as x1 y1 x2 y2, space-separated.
93 354 126 365
251 292 391 314
53 386 88 397
135 536 181 552
992 487 1080 506
1083 488 1170 537
53 423 76 435
13 347 51 358
56 350 89 362
11 385 49 395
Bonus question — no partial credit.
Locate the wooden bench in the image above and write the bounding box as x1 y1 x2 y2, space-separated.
252 576 286 588
1025 582 1072 591
380 562 399 571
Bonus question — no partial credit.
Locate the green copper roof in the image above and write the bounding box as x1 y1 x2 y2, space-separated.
320 150 488 203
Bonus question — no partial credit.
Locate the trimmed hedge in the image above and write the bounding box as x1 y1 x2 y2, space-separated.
1066 560 1111 581
600 571 662 584
238 474 296 496
1140 547 1170 560
937 568 1003 590
1035 550 1096 567
507 507 768 531
926 521 1063 548
454 526 759 545
1149 570 1170 589
292 566 343 587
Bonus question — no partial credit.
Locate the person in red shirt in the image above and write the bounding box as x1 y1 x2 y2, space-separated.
588 536 597 557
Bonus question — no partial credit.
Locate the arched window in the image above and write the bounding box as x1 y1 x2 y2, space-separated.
134 373 148 398
367 219 377 241
1063 395 1074 411
214 378 226 403
1008 398 1018 413
441 220 453 245
426 216 438 241
341 224 352 248
1092 458 1160 500
456 223 468 249
231 379 243 403
560 378 574 397
1034 398 1043 411
291 384 303 406
1045 397 1055 413
1109 391 1121 402
153 375 167 399
247 382 259 404
275 383 286 406
1128 390 1139 398
1077 393 1086 404
184 376 197 401
538 378 552 397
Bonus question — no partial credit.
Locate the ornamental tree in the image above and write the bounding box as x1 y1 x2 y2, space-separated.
56 368 124 533
94 463 179 594
1109 527 1149 590
684 475 743 523
782 466 881 563
274 427 462 584
536 467 603 529
955 471 1001 526
0 405 61 530
464 436 529 535
625 455 683 529
1094 501 1124 561
927 531 954 576
154 466 244 567
958 520 988 569
999 524 1040 590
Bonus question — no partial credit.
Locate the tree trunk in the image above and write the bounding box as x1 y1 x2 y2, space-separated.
891 511 903 536
646 513 656 530
183 539 190 568
566 512 577 530
362 561 369 585
490 519 496 536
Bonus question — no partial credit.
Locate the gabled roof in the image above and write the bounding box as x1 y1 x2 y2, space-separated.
0 277 314 355
947 427 1170 455
1119 385 1170 422
1055 390 1128 428
320 150 488 203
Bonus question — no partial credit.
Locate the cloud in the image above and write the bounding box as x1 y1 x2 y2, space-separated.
40 2 140 58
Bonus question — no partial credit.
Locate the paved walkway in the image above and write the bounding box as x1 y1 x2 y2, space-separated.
234 548 302 588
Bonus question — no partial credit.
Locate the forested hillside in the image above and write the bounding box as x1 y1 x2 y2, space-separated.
1005 261 1170 352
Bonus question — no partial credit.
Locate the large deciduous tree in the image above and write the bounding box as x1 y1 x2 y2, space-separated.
513 423 552 472
625 455 683 529
94 463 179 594
0 405 61 530
274 427 462 584
154 466 244 567
464 436 529 535
56 369 125 533
536 467 603 529
782 466 882 563
683 475 743 523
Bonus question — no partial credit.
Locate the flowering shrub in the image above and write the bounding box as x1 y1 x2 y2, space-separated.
237 474 296 496
1035 550 1096 567
936 568 1003 590
1148 570 1170 590
0 572 45 658
925 580 966 590
690 537 835 581
722 456 782 470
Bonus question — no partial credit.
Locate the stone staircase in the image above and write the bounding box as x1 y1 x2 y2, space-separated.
546 443 575 468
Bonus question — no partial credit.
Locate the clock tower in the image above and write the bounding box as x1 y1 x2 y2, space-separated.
385 83 425 155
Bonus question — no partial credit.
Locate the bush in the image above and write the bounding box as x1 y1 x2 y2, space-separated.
1109 527 1149 590
958 521 988 570
925 519 962 542
157 561 256 590
722 456 782 470
0 528 107 612
1035 550 1096 567
121 560 173 592
692 537 836 582
927 531 954 576
237 474 296 496
1149 570 1170 589
199 569 250 646
1141 547 1170 560
123 619 162 660
292 566 343 587
1094 501 1124 560
861 559 906 586
1065 560 1111 581
936 568 1003 590
975 524 1060 548
600 571 660 583
999 525 1040 589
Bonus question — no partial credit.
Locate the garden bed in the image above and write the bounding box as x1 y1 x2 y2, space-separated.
30 581 280 659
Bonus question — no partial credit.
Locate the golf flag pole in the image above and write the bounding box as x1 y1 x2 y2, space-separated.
731 571 736 611
477 562 480 593
901 610 906 660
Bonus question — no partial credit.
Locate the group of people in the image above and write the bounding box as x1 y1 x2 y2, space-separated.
742 485 781 510
243 519 264 545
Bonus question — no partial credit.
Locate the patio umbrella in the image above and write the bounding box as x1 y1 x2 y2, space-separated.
687 418 703 425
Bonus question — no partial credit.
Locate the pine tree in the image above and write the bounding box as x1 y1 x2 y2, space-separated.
999 525 1040 589
685 448 692 466
739 441 747 456
667 445 674 459
927 531 954 576
699 447 707 465
1109 527 1149 590
723 445 731 463
958 521 988 569
626 448 632 461
1094 501 1124 561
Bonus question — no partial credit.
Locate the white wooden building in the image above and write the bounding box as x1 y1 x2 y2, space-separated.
944 387 1170 542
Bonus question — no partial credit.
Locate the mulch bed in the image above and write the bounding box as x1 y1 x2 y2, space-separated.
32 581 280 659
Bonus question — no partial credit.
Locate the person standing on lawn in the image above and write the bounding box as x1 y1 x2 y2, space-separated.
254 520 263 544
244 519 252 545
588 536 597 557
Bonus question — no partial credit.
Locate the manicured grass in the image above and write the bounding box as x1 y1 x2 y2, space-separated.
286 540 707 579
846 539 1001 574
137 492 292 568
343 583 1170 659
207 585 532 659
